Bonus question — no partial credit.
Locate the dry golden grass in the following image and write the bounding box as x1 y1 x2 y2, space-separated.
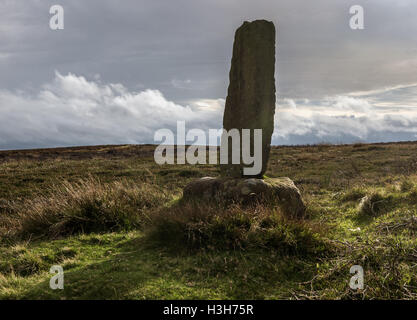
0 176 172 239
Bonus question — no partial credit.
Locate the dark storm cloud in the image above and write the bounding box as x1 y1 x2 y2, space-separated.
2 0 417 100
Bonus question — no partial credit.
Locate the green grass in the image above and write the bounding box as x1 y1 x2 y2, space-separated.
1 142 417 299
0 232 317 299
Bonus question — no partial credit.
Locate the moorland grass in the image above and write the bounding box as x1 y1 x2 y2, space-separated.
0 177 171 239
0 143 417 299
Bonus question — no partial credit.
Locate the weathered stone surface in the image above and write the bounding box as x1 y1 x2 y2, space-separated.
221 20 276 178
183 177 306 218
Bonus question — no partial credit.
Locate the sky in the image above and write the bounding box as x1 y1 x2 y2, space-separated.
1 0 417 149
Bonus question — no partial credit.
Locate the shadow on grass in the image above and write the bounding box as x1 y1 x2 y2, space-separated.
17 235 317 300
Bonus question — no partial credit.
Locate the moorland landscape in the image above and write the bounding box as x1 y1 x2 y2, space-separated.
0 142 416 299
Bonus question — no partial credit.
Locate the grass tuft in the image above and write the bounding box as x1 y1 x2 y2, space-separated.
147 201 330 256
0 177 172 239
400 179 414 192
340 187 366 202
357 192 390 216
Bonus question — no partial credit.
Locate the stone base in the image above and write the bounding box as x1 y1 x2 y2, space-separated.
183 177 306 218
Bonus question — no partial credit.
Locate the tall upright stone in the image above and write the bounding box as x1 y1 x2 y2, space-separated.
183 20 305 217
221 20 276 178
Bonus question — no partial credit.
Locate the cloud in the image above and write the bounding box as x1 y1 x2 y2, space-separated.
171 79 192 89
274 84 417 144
0 72 223 150
1 72 417 150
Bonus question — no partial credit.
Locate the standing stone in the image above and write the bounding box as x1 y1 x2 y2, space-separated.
221 20 276 178
182 20 305 218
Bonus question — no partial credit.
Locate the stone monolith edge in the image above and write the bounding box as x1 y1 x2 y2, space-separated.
221 20 276 178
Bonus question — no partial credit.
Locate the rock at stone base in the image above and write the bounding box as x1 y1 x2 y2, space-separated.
183 177 306 218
